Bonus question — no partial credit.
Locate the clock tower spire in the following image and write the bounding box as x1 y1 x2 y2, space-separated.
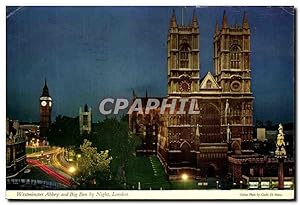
40 78 52 138
42 78 49 96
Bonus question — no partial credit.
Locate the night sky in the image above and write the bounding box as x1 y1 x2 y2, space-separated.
6 6 294 124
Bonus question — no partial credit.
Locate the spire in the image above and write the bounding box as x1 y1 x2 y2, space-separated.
170 9 177 28
41 78 49 97
222 10 228 29
132 89 136 98
145 89 148 98
242 11 249 29
192 9 198 27
84 104 89 112
215 21 219 34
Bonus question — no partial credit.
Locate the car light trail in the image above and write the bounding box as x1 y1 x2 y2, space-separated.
27 159 72 187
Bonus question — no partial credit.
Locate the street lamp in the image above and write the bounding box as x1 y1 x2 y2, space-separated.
240 180 243 189
69 166 76 174
181 173 188 181
181 174 188 189
216 180 219 189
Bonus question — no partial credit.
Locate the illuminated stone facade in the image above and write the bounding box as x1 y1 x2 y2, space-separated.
6 119 27 178
129 10 294 183
160 10 253 179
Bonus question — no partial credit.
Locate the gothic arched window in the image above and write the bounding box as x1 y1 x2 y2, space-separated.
179 43 190 68
230 45 241 69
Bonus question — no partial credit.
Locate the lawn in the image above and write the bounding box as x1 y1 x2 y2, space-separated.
124 154 216 190
170 180 199 190
125 155 171 190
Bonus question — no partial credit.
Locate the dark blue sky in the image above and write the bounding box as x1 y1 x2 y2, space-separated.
6 6 294 124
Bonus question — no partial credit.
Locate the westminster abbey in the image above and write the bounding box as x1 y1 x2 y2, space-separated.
129 9 293 182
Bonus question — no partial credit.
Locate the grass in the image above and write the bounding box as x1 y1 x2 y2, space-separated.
124 155 217 190
125 155 171 190
170 180 199 190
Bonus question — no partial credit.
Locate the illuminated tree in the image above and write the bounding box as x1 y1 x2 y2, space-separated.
77 139 112 184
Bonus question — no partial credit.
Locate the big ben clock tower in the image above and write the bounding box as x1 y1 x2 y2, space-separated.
40 79 52 138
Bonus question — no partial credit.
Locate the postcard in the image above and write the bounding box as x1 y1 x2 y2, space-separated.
6 6 295 200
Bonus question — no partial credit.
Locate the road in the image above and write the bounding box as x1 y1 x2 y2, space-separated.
26 147 76 188
51 148 76 176
27 147 61 158
26 158 72 187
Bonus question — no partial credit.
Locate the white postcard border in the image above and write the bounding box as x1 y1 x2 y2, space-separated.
6 190 295 200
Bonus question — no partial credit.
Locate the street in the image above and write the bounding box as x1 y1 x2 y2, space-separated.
26 147 75 188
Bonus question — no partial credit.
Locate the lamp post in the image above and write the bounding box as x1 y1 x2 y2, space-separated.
216 180 219 189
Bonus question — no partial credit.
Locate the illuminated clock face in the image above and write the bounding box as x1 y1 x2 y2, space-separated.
41 101 47 107
49 101 52 107
179 80 191 92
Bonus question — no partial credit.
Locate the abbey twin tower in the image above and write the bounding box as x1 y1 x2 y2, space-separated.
129 9 255 181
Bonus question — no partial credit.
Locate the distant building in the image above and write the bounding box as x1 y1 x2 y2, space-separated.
20 124 39 142
79 104 92 135
6 119 27 178
129 91 163 153
40 79 52 138
257 128 266 141
19 124 49 146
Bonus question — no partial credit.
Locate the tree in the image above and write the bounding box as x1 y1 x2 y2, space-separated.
83 117 141 188
48 115 82 147
255 120 264 128
76 139 112 186
265 120 273 130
